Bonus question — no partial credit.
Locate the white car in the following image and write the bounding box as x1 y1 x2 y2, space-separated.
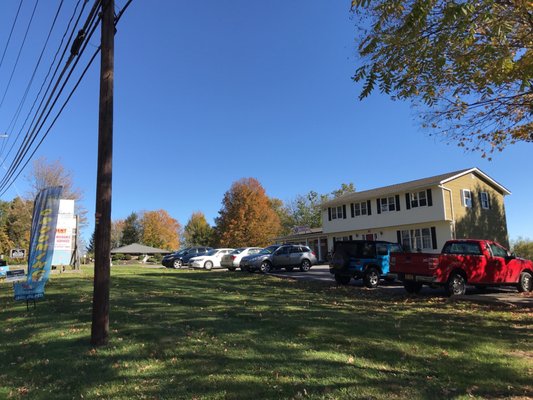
220 247 263 271
190 248 234 270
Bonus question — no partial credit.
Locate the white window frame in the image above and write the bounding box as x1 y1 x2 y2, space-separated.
360 201 367 215
404 228 433 251
462 189 472 208
411 190 427 208
381 197 395 213
480 192 490 209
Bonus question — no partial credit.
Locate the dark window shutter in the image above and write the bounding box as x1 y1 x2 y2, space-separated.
376 199 381 214
367 200 372 215
396 230 401 245
405 193 411 210
349 235 353 240
342 204 347 219
431 226 437 250
427 189 433 207
328 207 331 221
488 193 491 209
350 203 354 218
395 195 400 211
471 191 476 208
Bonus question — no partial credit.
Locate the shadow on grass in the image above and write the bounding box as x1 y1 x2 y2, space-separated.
0 267 531 399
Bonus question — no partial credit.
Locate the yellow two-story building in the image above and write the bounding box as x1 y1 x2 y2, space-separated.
322 168 511 253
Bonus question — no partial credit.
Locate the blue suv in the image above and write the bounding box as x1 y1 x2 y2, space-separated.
329 240 403 288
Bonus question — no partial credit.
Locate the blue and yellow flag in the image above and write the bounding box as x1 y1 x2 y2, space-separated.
27 186 63 283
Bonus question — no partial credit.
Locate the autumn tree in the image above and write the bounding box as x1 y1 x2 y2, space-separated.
184 212 213 247
269 197 294 236
4 197 33 250
111 219 125 249
25 157 88 225
287 183 356 230
351 0 532 156
511 237 533 260
121 212 140 245
140 210 180 250
215 178 281 247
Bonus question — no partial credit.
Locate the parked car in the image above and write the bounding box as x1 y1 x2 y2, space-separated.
161 247 213 269
190 248 234 270
240 244 317 273
221 247 262 271
390 239 533 296
329 240 403 288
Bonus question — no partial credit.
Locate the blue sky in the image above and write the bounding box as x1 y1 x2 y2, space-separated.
0 0 531 245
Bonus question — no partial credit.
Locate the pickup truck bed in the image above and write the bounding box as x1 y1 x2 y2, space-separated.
390 239 533 296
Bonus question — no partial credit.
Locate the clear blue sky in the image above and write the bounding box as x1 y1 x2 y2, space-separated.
0 0 531 245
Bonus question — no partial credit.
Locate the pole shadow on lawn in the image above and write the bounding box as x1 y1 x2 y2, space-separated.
0 269 531 399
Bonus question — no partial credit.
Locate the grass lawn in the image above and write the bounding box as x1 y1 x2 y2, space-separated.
0 266 531 400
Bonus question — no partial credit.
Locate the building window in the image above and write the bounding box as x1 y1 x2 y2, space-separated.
380 197 395 212
354 201 367 216
331 205 344 220
410 190 427 208
402 228 433 251
480 192 490 209
462 189 472 208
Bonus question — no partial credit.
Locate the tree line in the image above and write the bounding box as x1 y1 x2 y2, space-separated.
90 178 356 253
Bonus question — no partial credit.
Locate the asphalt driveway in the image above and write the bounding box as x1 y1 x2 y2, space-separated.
269 265 533 307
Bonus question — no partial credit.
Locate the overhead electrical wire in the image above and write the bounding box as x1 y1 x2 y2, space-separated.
0 0 40 109
0 0 65 157
0 0 100 193
0 0 134 196
0 0 85 160
0 0 24 72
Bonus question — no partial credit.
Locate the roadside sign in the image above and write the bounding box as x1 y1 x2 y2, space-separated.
10 249 26 259
6 269 26 283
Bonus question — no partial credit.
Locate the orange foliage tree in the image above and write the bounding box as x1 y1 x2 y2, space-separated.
140 210 181 250
215 178 281 248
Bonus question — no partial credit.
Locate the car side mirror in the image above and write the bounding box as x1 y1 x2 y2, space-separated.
506 252 516 260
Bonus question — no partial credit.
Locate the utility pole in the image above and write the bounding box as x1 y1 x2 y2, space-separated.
91 0 114 346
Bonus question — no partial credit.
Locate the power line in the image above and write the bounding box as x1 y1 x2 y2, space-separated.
0 0 101 193
0 0 134 197
0 0 40 109
0 0 65 157
0 0 24 72
0 0 86 162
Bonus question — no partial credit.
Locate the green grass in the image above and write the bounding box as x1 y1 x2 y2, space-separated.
0 266 531 400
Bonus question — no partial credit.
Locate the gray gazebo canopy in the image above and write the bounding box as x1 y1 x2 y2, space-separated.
110 243 171 255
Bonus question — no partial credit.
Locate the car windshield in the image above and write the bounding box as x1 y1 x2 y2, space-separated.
206 249 218 256
175 249 189 256
258 246 278 255
230 248 245 255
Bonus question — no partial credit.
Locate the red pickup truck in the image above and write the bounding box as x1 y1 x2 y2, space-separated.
390 239 533 296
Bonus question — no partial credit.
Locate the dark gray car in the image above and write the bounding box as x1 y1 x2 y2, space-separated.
240 244 317 273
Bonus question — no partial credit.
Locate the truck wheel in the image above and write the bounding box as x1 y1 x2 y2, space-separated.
404 281 422 294
335 274 351 285
517 271 532 292
445 272 466 296
363 267 380 288
260 261 271 273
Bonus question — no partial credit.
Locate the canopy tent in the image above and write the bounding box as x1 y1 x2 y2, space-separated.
110 243 171 255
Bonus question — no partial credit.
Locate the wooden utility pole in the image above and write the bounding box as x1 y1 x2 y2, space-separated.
91 0 114 346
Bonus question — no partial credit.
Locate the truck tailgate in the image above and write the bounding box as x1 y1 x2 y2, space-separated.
390 252 440 276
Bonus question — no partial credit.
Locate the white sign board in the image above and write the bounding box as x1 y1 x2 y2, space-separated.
51 200 76 265
10 248 26 258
